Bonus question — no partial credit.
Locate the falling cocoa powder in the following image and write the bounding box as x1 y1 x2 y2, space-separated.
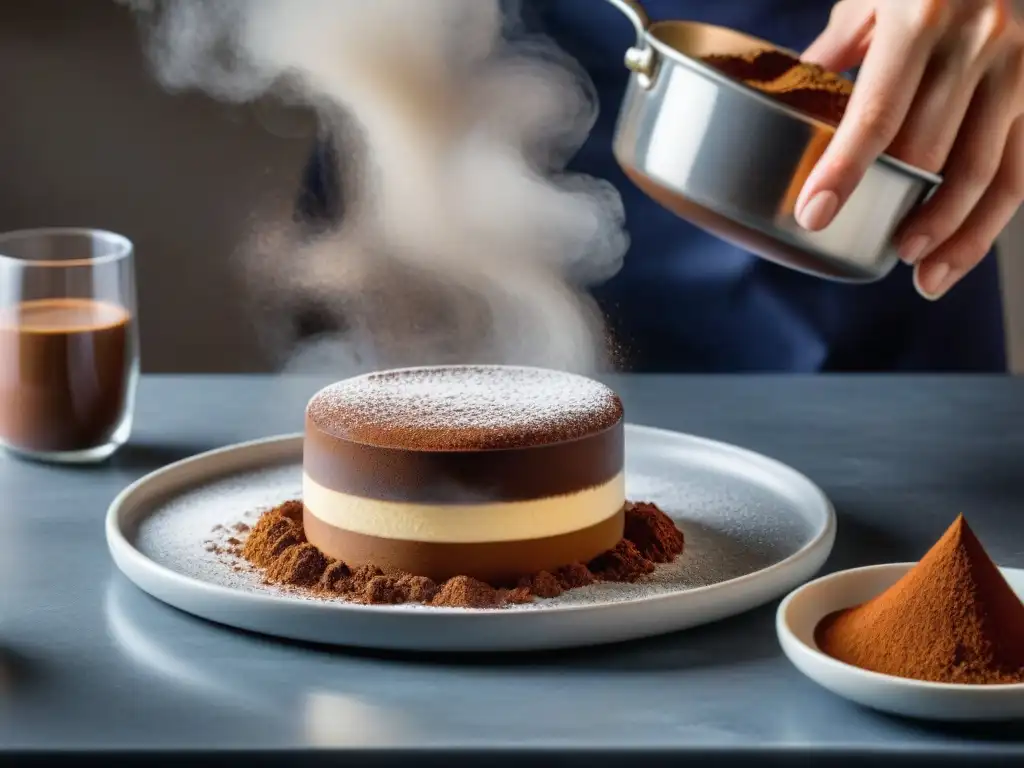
230 500 685 609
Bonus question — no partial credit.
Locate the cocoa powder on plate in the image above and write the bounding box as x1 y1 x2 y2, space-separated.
231 500 685 609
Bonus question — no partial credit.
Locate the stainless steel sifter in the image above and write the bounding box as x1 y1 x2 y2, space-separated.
603 0 941 282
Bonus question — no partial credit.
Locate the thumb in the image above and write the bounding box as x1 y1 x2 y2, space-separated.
803 3 876 73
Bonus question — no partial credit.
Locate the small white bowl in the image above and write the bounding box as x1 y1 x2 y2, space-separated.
777 563 1024 722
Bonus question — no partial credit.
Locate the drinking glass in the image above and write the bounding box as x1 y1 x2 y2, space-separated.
0 228 139 463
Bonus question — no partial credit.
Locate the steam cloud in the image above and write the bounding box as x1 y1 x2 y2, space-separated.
123 0 629 374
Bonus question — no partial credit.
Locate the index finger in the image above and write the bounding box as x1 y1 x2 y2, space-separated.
795 6 944 231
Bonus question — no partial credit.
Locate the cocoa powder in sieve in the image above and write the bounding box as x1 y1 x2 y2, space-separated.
703 49 854 125
232 500 684 608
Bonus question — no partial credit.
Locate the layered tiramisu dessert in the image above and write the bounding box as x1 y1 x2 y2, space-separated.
302 365 625 584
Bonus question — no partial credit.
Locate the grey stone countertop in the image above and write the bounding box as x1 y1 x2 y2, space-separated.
1 374 1023 767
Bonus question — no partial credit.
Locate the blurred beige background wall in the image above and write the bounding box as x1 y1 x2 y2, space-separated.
0 0 312 373
2 0 1022 373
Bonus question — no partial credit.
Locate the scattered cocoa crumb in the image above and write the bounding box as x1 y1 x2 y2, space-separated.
588 540 656 582
500 586 535 605
347 565 385 593
277 499 303 522
364 576 405 605
624 501 685 563
432 576 499 608
266 543 328 586
241 506 306 568
319 561 352 591
554 563 596 590
227 500 684 609
358 574 440 605
522 571 564 599
233 522 251 533
397 574 437 603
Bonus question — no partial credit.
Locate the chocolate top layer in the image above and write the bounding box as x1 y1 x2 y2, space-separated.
306 365 623 451
304 366 624 502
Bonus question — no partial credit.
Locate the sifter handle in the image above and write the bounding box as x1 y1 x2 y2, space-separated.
604 0 657 88
604 0 650 48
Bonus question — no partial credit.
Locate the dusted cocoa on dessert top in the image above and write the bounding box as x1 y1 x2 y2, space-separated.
302 365 627 580
303 365 625 504
305 365 623 451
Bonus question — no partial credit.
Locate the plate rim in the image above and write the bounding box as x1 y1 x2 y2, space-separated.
106 422 837 618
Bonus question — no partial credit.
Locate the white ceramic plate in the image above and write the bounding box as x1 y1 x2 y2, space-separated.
777 563 1024 721
107 424 835 652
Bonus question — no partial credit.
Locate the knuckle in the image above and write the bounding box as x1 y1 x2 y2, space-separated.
909 144 953 175
890 138 946 175
976 1 1013 52
995 162 1024 201
938 225 991 269
991 0 1013 37
823 153 863 184
953 235 993 268
857 100 904 146
1005 43 1024 93
905 0 953 36
917 145 946 173
829 0 854 24
959 151 1003 190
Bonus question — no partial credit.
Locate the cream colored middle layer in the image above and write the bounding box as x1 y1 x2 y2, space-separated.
302 472 625 544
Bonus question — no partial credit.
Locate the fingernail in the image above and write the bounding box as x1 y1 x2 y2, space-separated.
899 235 931 265
914 261 957 301
796 190 839 231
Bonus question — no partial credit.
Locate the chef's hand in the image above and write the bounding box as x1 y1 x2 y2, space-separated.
797 0 1024 299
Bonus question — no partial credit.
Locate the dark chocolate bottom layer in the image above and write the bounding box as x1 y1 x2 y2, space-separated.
303 505 626 585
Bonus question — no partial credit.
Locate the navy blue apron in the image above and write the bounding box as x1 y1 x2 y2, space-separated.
299 0 1007 373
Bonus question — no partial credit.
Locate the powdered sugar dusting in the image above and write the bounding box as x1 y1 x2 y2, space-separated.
307 365 622 450
132 445 820 613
